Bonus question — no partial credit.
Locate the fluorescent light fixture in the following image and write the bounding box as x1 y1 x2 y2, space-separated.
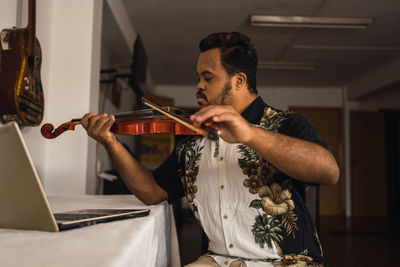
291 45 400 51
258 60 316 71
250 15 373 29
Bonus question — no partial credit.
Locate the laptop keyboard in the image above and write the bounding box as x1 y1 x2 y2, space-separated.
54 213 104 221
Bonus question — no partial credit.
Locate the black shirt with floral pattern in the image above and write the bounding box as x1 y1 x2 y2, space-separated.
153 96 328 266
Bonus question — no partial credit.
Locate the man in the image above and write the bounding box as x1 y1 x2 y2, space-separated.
82 32 339 267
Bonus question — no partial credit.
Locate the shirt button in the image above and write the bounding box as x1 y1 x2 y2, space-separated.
223 214 228 219
229 244 234 249
220 185 224 190
219 156 223 161
224 260 229 265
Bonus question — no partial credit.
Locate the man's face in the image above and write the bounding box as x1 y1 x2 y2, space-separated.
196 48 232 107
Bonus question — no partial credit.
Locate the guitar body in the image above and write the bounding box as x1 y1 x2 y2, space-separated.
0 0 44 126
0 28 44 126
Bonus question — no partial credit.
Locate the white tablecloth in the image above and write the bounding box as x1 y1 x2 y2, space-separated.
0 195 180 267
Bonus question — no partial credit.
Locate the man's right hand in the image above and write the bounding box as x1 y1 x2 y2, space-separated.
81 113 117 147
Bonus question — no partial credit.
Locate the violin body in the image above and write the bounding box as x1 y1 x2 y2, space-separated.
0 0 44 126
112 116 199 136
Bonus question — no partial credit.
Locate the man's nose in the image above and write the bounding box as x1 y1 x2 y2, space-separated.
196 80 204 91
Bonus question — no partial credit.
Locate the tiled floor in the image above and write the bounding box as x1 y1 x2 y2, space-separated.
177 214 400 266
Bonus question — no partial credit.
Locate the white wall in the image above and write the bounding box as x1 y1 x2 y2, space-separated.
155 85 343 109
154 85 198 107
358 87 400 111
41 0 103 195
1 0 103 195
258 86 343 110
0 1 18 27
347 57 400 101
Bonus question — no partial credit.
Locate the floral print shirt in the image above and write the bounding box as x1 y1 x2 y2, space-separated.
153 97 327 266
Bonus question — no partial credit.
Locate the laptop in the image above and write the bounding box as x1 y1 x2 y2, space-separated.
0 122 150 232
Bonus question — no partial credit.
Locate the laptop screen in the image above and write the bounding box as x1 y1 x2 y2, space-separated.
0 122 149 232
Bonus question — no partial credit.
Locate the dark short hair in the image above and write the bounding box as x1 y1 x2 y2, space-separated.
199 32 258 94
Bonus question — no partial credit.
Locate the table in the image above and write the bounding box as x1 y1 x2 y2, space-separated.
0 195 181 267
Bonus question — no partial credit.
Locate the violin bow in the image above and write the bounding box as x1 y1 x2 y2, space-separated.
142 97 220 141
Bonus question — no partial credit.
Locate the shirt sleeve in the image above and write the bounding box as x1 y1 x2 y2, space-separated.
277 112 332 189
279 112 330 151
152 146 185 204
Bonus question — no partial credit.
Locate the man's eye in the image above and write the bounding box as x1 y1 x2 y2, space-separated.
205 77 212 81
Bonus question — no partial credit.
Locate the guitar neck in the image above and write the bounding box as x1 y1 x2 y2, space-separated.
27 0 36 55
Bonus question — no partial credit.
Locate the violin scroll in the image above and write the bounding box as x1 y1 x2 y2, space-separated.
41 121 80 139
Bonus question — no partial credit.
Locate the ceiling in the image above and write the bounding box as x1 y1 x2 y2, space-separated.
117 0 400 89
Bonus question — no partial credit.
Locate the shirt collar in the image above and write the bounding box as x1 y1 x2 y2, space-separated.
241 96 268 125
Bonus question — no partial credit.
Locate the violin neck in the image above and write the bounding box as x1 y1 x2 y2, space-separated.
114 107 190 120
70 108 171 122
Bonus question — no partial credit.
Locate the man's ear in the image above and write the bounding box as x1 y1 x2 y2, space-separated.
234 72 247 90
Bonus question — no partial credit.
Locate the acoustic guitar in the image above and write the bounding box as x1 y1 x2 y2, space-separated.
0 0 44 126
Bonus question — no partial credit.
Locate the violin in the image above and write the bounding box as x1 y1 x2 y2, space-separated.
41 98 220 140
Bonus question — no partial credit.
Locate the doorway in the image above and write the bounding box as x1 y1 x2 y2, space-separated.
289 107 344 217
385 111 400 218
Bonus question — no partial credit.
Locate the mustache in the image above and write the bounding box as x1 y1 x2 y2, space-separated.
196 92 207 100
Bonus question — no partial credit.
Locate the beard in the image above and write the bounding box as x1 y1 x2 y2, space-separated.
219 79 233 105
196 79 233 106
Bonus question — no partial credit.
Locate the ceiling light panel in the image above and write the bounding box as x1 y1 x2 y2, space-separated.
251 15 373 29
291 45 400 51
